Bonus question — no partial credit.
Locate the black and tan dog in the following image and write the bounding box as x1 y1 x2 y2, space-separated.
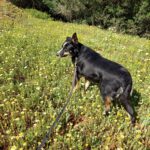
56 33 135 124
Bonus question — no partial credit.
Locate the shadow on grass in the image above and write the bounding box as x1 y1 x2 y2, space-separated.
131 89 142 120
131 89 141 107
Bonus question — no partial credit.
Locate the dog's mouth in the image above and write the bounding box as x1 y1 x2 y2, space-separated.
56 50 70 57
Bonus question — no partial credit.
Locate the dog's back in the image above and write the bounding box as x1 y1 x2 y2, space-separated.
77 44 132 95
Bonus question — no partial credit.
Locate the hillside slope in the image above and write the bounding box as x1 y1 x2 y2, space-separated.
0 2 150 150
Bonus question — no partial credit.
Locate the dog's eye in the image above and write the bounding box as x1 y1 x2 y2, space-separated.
62 42 69 48
64 43 69 47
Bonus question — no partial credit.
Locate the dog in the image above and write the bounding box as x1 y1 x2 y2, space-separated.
56 33 135 124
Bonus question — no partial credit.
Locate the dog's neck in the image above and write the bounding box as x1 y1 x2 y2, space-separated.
71 42 83 64
71 56 76 65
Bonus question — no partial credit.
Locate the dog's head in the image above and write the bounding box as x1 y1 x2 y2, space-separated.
56 33 79 57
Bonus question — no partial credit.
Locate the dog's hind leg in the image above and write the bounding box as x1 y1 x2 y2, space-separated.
119 84 136 125
120 95 136 125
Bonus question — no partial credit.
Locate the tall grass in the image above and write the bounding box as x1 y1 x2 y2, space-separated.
0 2 150 150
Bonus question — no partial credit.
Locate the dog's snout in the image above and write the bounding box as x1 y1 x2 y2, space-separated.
56 49 65 57
56 50 62 57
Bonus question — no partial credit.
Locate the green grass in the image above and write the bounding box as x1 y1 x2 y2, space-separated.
0 2 150 150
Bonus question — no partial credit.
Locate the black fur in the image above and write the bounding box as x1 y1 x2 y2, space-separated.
57 33 135 124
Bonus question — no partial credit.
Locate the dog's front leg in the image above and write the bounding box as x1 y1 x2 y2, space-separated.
84 79 90 92
73 72 80 93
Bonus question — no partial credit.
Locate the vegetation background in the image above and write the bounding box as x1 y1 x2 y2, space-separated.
9 0 150 39
0 1 150 150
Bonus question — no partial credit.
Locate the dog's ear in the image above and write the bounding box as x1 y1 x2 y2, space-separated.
72 33 78 44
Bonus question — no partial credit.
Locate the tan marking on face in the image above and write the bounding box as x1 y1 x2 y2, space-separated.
63 51 70 56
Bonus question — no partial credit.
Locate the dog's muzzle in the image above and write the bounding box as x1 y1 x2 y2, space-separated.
56 49 64 57
56 49 69 57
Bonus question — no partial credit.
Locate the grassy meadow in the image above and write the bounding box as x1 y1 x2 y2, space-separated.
0 2 150 150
